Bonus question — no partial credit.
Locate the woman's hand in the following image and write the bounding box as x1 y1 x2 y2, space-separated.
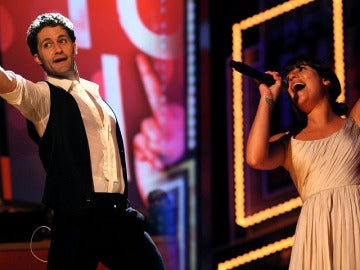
258 71 283 104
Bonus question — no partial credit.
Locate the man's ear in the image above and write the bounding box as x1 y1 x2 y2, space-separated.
33 54 43 65
73 43 78 55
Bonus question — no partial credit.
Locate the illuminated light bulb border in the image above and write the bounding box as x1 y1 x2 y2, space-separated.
232 0 319 229
225 0 345 267
333 0 345 102
186 0 198 150
232 0 344 228
217 236 294 270
238 0 315 31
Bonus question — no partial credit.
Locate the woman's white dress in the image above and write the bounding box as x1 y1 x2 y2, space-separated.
288 118 360 269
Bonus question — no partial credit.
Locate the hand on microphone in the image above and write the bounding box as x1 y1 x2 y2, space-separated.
230 60 283 103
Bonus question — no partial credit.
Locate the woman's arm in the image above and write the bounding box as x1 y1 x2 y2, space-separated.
349 99 360 126
245 71 287 170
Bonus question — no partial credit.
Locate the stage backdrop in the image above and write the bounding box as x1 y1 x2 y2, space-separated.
0 0 198 269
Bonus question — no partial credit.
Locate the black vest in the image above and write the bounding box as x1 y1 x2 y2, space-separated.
27 82 128 216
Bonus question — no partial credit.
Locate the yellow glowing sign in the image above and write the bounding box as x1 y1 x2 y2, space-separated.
218 236 294 270
219 0 345 268
232 0 344 229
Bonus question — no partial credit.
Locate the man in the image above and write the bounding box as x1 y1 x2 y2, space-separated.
0 13 165 270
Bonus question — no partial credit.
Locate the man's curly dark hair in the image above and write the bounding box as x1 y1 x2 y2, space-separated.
26 13 76 55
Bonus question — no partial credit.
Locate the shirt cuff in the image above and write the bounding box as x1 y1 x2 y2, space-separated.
0 71 22 104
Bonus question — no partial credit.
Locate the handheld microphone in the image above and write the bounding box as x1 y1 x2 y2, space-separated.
229 60 276 86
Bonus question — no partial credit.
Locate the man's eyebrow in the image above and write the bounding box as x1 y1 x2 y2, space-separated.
38 37 51 45
39 34 69 44
57 34 69 39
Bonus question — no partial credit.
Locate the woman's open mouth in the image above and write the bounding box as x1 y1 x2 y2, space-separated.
292 82 305 92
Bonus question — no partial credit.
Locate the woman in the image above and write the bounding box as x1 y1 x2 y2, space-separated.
246 55 360 269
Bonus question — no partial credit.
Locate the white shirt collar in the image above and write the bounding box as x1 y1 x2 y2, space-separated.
46 75 101 98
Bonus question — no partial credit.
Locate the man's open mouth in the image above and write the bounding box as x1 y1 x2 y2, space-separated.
54 57 67 63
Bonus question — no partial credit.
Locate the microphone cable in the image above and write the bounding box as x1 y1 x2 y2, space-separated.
30 225 51 263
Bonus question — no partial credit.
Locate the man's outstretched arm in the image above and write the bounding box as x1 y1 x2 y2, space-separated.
0 66 17 94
